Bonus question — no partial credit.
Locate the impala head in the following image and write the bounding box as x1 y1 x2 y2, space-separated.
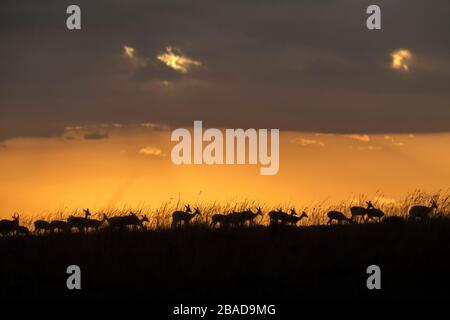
194 207 201 215
300 211 309 218
141 215 149 223
256 207 263 216
129 211 140 219
83 208 91 218
366 201 374 208
184 204 192 213
290 208 297 216
12 213 19 223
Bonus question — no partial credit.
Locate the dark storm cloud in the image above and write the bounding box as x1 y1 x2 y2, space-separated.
1 0 450 140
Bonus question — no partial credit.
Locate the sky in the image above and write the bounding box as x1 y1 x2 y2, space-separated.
0 0 449 217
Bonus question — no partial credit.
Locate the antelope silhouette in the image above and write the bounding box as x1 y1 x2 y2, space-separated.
171 205 200 228
16 225 30 236
34 220 51 234
327 211 351 225
365 205 385 222
409 200 438 220
268 208 287 225
350 201 374 222
50 220 70 233
268 208 298 225
284 211 308 226
68 208 92 232
104 212 149 230
0 213 20 236
228 208 263 227
85 216 105 231
210 214 231 228
241 207 263 226
226 211 243 227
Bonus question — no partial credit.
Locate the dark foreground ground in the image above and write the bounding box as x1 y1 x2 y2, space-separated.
1 219 450 300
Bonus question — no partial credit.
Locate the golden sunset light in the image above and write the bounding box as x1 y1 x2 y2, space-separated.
2 0 450 302
123 45 135 59
391 49 412 71
157 46 201 73
1 128 448 217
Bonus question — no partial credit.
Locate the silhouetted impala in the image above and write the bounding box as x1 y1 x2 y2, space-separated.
365 205 385 222
68 208 91 232
104 212 149 230
284 211 308 226
240 207 263 226
228 207 263 227
0 213 20 236
350 201 374 223
16 226 30 236
268 208 284 225
50 220 70 233
85 216 105 231
327 211 352 225
34 220 51 234
210 214 231 228
172 205 201 227
409 200 438 220
226 211 242 227
268 208 296 225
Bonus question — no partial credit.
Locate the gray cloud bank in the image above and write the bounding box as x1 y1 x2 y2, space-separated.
1 0 450 141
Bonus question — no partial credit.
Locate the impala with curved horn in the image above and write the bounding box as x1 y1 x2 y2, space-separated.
228 207 263 227
350 201 374 223
409 200 438 220
172 205 200 228
104 212 149 230
0 213 20 236
67 208 92 232
327 211 352 225
284 211 308 226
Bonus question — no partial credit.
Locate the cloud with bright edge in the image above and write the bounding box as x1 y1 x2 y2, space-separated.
157 47 201 73
384 135 405 147
291 138 325 147
391 49 412 71
122 45 148 68
345 134 371 142
123 46 135 59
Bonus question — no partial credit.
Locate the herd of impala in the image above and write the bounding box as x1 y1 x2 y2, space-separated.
0 200 441 236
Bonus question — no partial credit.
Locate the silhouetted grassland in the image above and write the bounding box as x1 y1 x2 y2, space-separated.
20 189 449 228
2 217 450 299
1 190 449 299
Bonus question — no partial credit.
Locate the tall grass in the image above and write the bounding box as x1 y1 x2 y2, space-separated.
19 189 449 229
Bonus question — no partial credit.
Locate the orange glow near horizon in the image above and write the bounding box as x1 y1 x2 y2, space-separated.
0 127 449 219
